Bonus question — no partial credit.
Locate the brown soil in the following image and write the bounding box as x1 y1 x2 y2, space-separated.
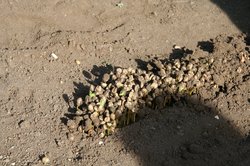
0 0 249 166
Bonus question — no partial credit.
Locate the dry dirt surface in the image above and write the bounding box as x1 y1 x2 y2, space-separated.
0 0 250 166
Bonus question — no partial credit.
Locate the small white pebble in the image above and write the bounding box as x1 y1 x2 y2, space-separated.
214 115 219 120
42 156 50 165
240 54 246 63
174 45 181 49
0 155 3 160
11 162 15 166
50 53 58 60
236 67 242 73
116 2 124 7
9 146 15 150
99 132 105 138
98 141 104 145
68 133 75 141
75 60 81 65
151 11 157 16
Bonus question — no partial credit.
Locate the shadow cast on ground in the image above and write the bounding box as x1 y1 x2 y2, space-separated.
62 64 115 124
211 0 250 33
117 57 250 166
118 96 250 166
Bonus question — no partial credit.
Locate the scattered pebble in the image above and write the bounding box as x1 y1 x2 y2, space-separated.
116 2 124 8
174 45 182 49
236 67 242 73
99 132 105 138
77 97 83 107
67 133 75 141
50 52 58 60
214 115 219 120
102 73 110 82
41 156 50 165
151 11 157 16
67 120 77 130
75 60 81 65
240 52 246 63
98 141 104 145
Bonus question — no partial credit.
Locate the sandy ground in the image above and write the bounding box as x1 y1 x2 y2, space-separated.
0 0 249 166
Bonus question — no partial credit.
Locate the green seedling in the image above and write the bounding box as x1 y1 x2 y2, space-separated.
89 91 96 98
187 87 197 95
99 98 106 107
119 88 126 96
105 128 111 136
105 126 115 136
177 85 186 94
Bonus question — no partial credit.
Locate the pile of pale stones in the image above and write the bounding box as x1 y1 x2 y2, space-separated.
67 54 220 138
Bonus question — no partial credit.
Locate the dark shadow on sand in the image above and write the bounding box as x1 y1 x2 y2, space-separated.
116 58 250 166
211 0 250 34
118 96 250 166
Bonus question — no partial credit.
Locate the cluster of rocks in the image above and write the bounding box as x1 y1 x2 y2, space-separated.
67 54 221 138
